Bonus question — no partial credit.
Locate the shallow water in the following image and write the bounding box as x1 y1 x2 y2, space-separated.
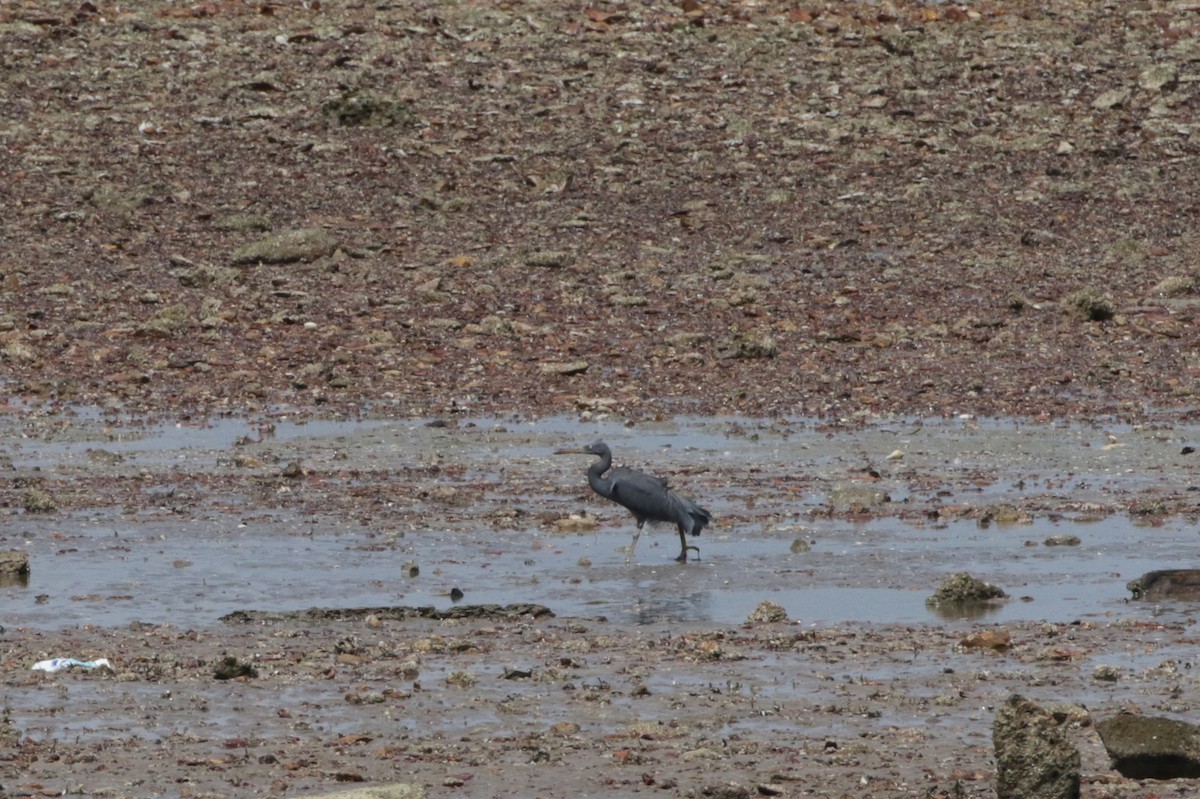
3 412 1200 630
20 517 1189 629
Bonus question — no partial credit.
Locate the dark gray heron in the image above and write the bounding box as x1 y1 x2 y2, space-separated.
556 441 711 562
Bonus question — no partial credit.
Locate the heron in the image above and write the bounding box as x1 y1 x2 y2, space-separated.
556 440 711 563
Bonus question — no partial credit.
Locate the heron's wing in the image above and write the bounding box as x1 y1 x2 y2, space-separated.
608 468 673 520
610 466 668 489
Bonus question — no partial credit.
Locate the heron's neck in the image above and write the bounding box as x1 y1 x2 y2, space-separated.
587 452 613 495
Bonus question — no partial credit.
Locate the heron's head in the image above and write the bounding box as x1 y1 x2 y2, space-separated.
553 440 610 457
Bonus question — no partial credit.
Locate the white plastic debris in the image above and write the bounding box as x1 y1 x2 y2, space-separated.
31 657 112 673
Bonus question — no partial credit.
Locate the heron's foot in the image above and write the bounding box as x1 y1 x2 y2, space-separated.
675 545 701 563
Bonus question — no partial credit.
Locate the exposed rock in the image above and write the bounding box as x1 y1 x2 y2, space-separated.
540 360 589 376
827 485 890 512
323 92 414 128
960 630 1011 651
993 694 1081 799
0 550 30 576
979 504 1032 526
550 721 580 736
746 600 790 623
716 331 777 360
175 266 240 288
1126 569 1200 600
39 282 75 297
473 315 515 336
698 784 752 799
1138 64 1179 93
1095 714 1200 779
89 182 162 215
294 782 425 799
523 251 575 268
414 278 450 303
219 604 554 625
137 303 190 337
555 514 597 532
926 572 1008 607
23 487 56 513
87 448 125 464
213 212 272 232
426 485 461 505
727 288 756 306
232 228 338 265
666 332 708 348
1 337 37 362
1151 275 1194 297
1061 288 1115 322
213 655 258 680
1091 87 1130 110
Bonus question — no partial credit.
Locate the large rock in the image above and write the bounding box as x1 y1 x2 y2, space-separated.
232 228 338 265
826 485 890 512
926 572 1007 607
1126 569 1200 601
0 550 30 575
0 550 30 589
993 694 1080 799
1095 714 1200 779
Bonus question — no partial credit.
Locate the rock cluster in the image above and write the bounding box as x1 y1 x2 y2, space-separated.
992 694 1080 799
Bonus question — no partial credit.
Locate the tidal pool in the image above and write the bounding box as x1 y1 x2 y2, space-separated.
4 411 1199 630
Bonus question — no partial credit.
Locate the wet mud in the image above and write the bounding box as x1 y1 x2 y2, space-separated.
5 412 1200 797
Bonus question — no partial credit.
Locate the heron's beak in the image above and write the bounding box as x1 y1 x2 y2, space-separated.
553 447 584 455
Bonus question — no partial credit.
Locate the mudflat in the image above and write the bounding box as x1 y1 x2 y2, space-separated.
5 1 1200 797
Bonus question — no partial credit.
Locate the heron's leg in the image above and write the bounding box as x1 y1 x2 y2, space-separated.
625 519 646 564
625 529 642 563
675 529 701 562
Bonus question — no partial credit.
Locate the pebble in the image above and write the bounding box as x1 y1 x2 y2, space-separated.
555 515 597 532
827 485 890 512
1091 87 1130 110
524 251 575 268
540 360 589 376
1138 63 1179 92
399 658 420 680
960 630 1011 651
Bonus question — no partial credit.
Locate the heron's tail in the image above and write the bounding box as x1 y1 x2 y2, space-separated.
678 495 711 536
